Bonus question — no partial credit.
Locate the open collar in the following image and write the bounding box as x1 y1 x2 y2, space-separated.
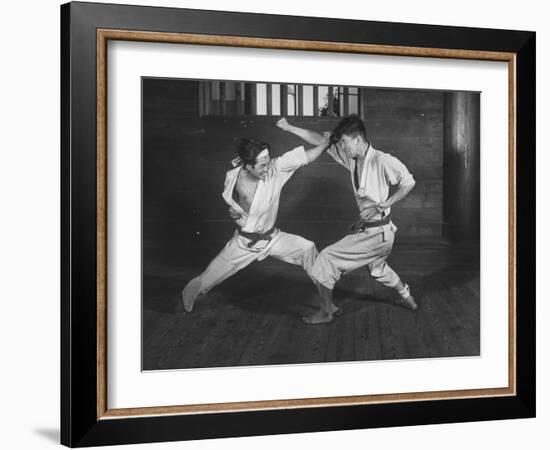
221 166 247 217
352 142 373 188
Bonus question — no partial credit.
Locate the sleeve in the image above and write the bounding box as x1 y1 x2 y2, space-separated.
326 143 352 171
274 145 309 172
382 154 415 187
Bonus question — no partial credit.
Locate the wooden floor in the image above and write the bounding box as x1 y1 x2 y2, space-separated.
142 243 480 370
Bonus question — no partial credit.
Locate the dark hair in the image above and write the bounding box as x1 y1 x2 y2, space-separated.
332 114 367 142
236 138 271 166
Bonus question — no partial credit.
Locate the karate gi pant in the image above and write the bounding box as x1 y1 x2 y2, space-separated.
184 230 318 299
311 223 401 290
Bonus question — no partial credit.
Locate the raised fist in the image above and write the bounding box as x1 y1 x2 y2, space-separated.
276 117 291 131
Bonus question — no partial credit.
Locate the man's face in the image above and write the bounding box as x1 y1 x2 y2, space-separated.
246 158 270 180
339 134 362 158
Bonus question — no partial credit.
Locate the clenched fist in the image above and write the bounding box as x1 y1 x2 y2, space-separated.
228 207 241 220
276 117 291 131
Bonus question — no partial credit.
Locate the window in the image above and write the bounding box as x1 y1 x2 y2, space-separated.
199 81 361 117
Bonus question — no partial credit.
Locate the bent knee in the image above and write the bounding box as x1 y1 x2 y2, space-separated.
305 240 317 252
369 263 387 278
296 238 317 255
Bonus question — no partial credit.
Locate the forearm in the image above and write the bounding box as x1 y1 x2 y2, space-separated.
286 124 326 146
385 182 415 207
305 140 330 164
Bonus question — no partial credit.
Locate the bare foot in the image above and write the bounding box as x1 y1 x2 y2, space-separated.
398 295 418 311
302 310 334 324
178 278 201 314
301 302 343 324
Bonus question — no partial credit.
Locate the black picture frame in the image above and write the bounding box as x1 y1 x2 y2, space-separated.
61 1 535 447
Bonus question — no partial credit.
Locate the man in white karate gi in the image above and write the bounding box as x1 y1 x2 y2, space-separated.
278 115 418 324
178 121 338 316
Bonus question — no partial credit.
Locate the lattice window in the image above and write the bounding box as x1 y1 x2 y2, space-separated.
199 81 361 117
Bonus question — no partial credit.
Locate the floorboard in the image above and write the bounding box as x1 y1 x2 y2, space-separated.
142 245 480 370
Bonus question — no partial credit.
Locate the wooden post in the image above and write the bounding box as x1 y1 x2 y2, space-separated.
203 81 211 116
198 81 204 117
244 83 256 115
219 81 226 115
327 86 334 116
443 92 480 242
359 88 368 122
297 85 304 116
280 84 288 116
343 87 349 116
266 84 273 116
236 82 244 115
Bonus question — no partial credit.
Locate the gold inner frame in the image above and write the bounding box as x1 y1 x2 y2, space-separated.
96 29 517 420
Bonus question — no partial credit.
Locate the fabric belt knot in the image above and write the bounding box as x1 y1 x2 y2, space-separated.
238 226 277 248
349 215 391 233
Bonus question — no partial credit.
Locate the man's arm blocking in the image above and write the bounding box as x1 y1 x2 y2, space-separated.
274 146 309 172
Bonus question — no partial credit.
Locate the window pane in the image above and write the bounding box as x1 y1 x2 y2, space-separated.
272 84 281 115
256 83 267 115
287 85 295 116
287 93 295 115
302 85 313 116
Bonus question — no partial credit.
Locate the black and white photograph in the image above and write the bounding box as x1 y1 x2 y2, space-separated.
142 78 480 371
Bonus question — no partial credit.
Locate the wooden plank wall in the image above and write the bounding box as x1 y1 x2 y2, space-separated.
362 89 444 238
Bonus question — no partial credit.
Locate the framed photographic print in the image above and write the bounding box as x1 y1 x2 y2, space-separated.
61 1 535 447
